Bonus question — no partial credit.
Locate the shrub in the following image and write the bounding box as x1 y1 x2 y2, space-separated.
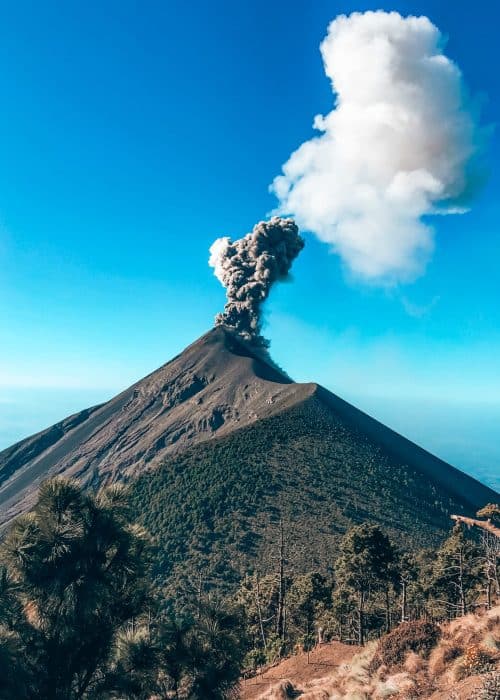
243 647 266 672
454 644 496 680
369 620 440 671
428 641 463 677
473 671 500 700
404 651 425 674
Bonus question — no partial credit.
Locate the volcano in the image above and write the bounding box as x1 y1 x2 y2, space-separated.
0 329 313 524
0 328 497 579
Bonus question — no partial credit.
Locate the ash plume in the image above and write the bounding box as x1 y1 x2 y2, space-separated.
209 217 304 346
271 11 487 284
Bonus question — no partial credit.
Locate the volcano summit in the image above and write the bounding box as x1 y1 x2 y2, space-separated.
0 327 497 579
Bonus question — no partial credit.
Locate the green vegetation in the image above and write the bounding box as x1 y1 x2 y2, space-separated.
0 479 245 699
335 523 397 644
234 515 500 669
0 469 496 697
130 396 466 595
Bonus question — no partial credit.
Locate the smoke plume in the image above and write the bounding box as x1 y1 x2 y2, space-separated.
209 217 304 346
271 11 485 284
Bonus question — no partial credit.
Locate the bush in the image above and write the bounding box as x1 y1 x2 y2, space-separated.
369 620 440 671
473 671 500 700
427 639 464 678
454 644 496 680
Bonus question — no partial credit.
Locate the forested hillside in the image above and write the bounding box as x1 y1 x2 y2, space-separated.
1 477 498 699
130 390 478 595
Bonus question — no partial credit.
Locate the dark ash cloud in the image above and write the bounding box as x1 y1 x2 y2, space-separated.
209 217 304 346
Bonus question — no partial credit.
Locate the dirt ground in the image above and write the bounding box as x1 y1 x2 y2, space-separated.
239 642 359 699
239 642 493 699
428 674 484 699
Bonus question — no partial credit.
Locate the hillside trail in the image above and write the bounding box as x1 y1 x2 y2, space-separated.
240 641 494 699
240 641 359 699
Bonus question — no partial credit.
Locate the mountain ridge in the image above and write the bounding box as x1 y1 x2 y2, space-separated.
0 328 315 524
0 327 497 531
130 382 496 591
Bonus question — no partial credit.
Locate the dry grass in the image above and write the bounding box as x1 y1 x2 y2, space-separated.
255 680 298 699
244 606 500 699
404 651 426 674
428 640 463 677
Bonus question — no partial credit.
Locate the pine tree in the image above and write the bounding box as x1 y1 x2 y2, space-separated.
0 478 152 699
287 572 331 651
431 523 481 617
335 524 396 644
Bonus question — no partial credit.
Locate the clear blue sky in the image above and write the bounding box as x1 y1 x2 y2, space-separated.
0 1 499 490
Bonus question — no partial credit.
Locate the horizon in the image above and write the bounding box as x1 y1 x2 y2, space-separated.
0 1 499 492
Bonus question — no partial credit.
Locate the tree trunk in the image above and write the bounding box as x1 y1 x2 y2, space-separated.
401 580 407 623
358 590 365 646
458 549 466 617
255 573 267 650
385 587 391 633
276 519 285 640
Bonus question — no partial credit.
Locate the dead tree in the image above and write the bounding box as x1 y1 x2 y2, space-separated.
254 572 267 650
451 514 500 609
451 514 500 539
276 518 286 640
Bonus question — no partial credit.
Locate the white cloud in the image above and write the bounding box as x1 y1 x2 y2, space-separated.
271 11 484 284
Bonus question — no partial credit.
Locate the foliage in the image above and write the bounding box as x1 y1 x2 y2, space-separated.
234 512 498 667
369 620 440 670
0 462 495 697
0 624 30 700
0 478 247 700
155 600 246 699
286 572 331 648
336 523 396 594
234 572 284 662
430 524 482 617
0 478 151 699
335 523 396 644
129 397 462 597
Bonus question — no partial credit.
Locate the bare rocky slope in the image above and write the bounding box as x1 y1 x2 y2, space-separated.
0 327 497 530
0 328 313 525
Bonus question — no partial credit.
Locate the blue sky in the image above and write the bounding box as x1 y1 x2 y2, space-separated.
0 1 498 490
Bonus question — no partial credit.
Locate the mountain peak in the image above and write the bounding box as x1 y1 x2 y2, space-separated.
0 327 497 535
0 328 314 525
172 326 293 384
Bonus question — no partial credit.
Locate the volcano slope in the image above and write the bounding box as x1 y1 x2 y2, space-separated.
0 328 310 525
0 327 497 587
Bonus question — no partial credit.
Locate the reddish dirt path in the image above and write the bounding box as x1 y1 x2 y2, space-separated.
429 674 484 699
240 642 359 699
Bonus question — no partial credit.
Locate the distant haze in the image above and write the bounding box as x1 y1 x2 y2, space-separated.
355 396 500 492
1 384 498 494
